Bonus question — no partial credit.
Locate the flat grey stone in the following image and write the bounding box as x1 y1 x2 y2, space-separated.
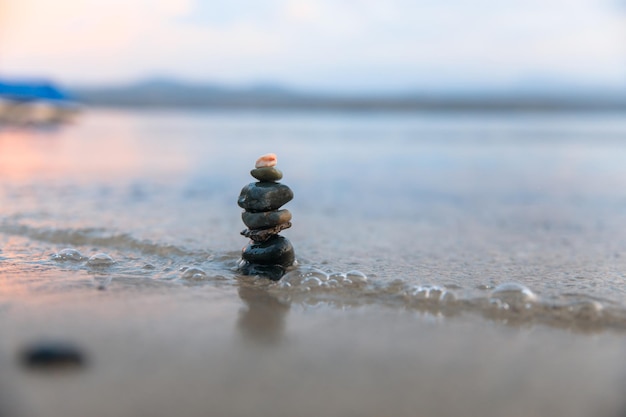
242 209 292 229
241 222 292 242
251 167 283 182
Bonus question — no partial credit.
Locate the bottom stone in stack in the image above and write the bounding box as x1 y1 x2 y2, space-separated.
238 263 287 281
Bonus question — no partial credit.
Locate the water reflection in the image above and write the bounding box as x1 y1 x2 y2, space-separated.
0 112 189 183
237 283 290 346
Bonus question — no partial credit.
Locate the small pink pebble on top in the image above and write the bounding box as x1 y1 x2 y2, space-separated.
255 153 277 168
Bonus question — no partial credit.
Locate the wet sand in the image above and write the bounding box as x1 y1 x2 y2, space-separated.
0 279 625 417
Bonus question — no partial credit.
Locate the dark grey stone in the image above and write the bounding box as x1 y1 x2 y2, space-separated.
238 182 293 212
238 262 286 281
20 341 86 369
242 235 295 266
251 167 283 182
241 222 292 242
242 209 292 229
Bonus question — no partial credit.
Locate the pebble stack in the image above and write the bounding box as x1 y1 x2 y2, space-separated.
238 153 295 280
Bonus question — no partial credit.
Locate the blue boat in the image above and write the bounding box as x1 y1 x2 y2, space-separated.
0 79 79 125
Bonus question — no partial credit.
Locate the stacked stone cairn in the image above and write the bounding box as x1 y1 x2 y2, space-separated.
238 153 295 280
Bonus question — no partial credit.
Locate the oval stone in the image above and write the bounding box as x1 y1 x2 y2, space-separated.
242 209 292 229
250 167 283 182
242 235 295 266
255 153 277 168
238 182 293 212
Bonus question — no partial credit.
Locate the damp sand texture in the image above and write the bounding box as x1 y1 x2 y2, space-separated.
1 110 626 417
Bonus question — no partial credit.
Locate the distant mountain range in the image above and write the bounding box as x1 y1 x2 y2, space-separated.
69 79 626 111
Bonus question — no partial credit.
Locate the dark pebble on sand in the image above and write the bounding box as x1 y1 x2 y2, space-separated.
242 235 295 266
20 341 86 369
250 167 283 182
242 209 292 229
237 182 293 212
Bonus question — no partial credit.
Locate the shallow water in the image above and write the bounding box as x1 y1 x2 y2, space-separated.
3 110 626 324
1 109 626 416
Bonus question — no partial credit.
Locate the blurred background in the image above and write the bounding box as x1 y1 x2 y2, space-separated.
2 4 626 417
0 0 625 114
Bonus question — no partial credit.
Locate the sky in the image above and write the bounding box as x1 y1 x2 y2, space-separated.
0 0 625 92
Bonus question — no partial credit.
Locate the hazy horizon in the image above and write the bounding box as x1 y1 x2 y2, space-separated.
58 75 626 97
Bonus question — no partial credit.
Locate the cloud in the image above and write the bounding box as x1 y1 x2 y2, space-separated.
1 0 624 90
